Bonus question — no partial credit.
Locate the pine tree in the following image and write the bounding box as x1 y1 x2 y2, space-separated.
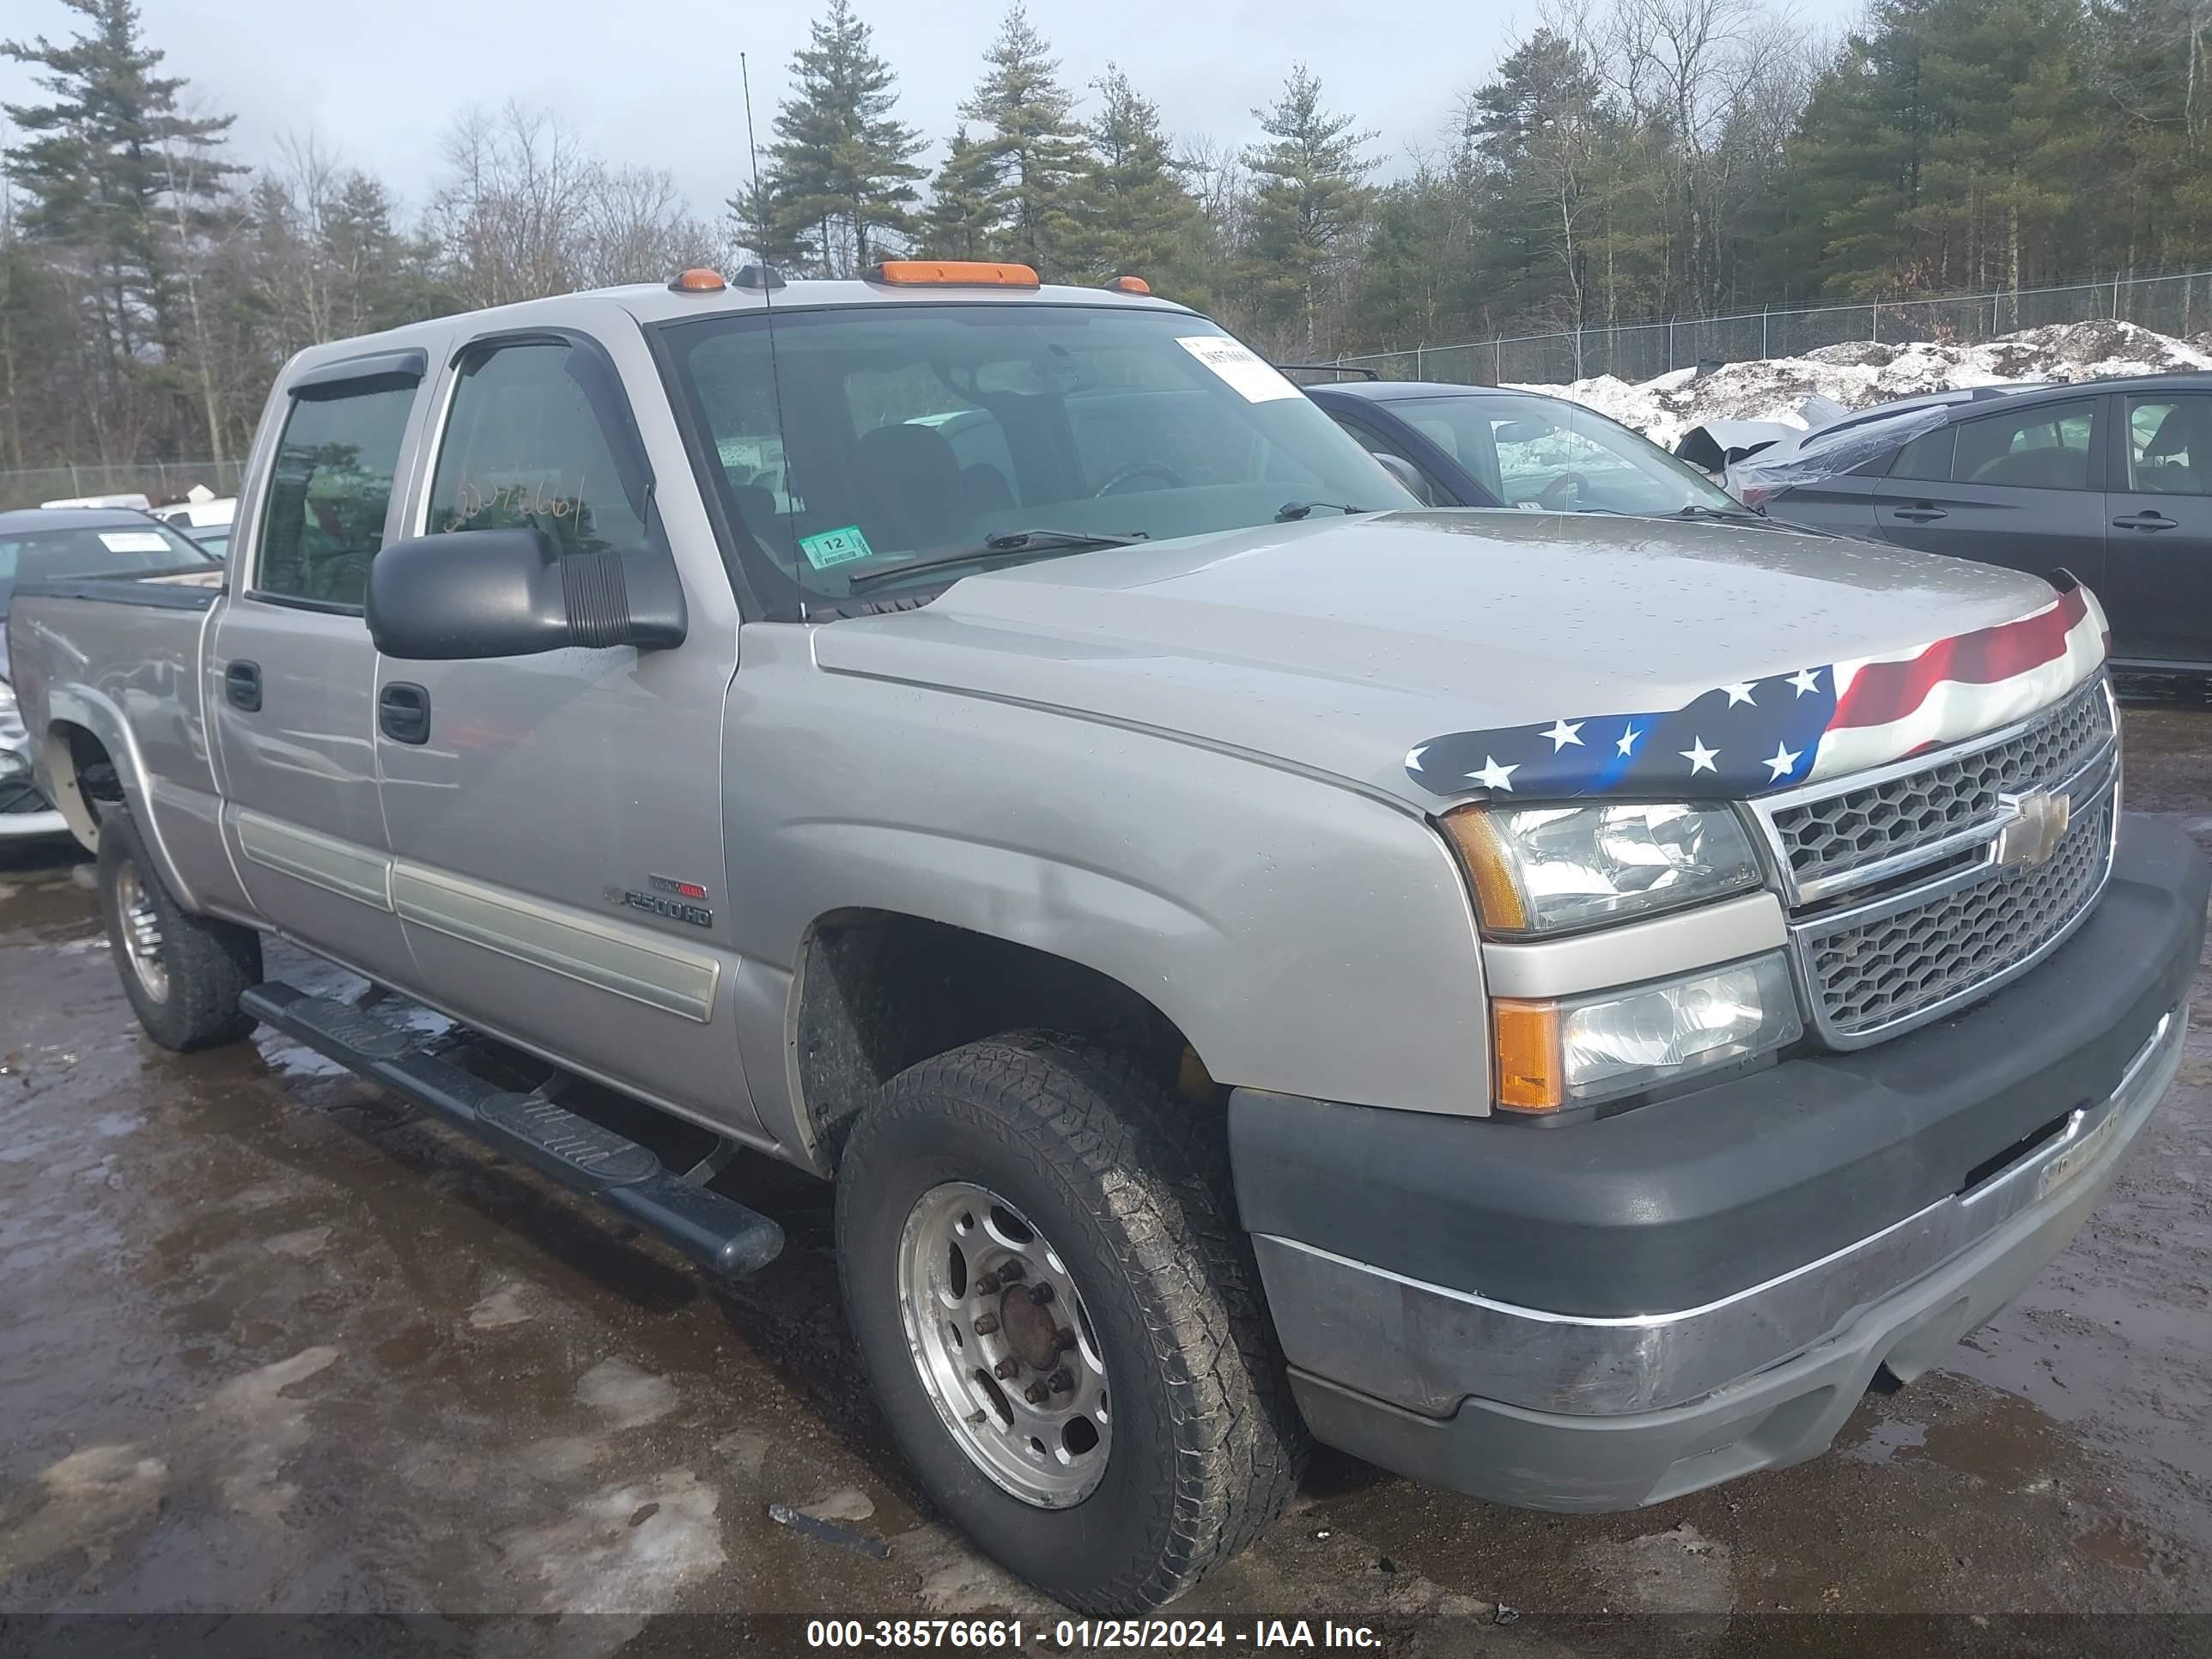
1465 31 1606 337
758 0 925 276
1070 65 1205 296
958 4 1091 276
1774 0 2101 302
726 176 809 274
918 127 1002 259
1240 65 1376 355
3 0 241 459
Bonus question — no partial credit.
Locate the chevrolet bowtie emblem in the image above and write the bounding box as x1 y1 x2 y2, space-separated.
1996 789 2072 869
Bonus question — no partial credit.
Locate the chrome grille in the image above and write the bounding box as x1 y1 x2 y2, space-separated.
1753 676 2121 1048
1801 795 2113 1036
1768 676 2113 896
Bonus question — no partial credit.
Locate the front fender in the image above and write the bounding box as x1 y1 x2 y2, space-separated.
726 648 1492 1120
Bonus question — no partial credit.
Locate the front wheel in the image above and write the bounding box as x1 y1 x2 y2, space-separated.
97 808 262 1050
836 1032 1306 1613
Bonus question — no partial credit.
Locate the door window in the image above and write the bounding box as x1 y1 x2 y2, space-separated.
1888 424 1956 482
1948 399 2098 490
428 341 653 555
254 379 416 608
2124 396 2212 495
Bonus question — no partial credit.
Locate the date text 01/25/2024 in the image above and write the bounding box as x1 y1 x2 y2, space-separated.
803 1620 1384 1650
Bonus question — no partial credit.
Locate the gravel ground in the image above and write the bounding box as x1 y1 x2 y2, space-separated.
3 695 2209 1655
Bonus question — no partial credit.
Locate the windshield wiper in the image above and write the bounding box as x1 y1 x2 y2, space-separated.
1676 502 1765 521
843 527 1147 592
1276 501 1367 521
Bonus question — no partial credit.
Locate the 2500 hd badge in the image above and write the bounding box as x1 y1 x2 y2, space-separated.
610 874 713 927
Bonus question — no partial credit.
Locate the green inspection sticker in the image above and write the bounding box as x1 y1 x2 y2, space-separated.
798 525 874 569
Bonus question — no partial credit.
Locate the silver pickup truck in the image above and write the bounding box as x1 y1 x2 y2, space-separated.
8 262 2204 1613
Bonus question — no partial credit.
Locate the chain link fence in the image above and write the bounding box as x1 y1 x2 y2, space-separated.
1333 269 2212 388
0 459 247 514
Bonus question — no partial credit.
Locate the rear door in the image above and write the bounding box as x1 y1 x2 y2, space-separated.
373 328 758 1136
209 354 425 984
1869 395 2110 590
2100 390 2212 667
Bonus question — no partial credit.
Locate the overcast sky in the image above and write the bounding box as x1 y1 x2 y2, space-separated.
1 0 1859 226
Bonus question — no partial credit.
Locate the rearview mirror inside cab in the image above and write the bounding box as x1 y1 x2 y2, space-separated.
366 528 686 660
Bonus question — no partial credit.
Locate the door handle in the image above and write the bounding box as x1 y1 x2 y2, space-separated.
2112 511 2179 532
379 682 431 745
1889 505 1948 523
224 659 262 712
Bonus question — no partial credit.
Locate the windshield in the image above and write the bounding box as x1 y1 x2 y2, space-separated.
0 518 212 616
664 303 1417 604
1386 393 1747 515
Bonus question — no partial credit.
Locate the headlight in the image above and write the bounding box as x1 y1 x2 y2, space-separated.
1443 801 1762 936
1493 951 1802 1112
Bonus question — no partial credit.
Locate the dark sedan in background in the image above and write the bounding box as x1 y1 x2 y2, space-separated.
1299 376 1758 520
1730 374 2212 672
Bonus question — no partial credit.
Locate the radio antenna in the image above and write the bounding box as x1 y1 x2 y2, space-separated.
740 52 769 278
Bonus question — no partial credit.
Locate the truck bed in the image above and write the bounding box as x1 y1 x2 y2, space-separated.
5 569 234 902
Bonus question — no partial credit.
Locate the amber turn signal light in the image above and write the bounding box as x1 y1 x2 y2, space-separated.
669 267 727 293
1439 807 1529 933
1492 999 1564 1113
866 259 1041 288
1105 275 1151 295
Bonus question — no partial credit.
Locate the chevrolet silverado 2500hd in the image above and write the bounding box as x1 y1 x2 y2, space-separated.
7 262 2203 1613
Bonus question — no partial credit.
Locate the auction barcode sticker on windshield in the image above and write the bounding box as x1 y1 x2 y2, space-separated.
1176 336 1300 404
98 532 174 553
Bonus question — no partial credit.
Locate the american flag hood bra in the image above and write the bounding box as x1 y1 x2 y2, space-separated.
1404 578 2110 802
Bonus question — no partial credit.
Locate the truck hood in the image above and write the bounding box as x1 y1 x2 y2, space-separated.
811 510 2087 807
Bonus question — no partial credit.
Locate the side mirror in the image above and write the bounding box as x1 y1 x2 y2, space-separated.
367 529 687 661
1371 452 1437 507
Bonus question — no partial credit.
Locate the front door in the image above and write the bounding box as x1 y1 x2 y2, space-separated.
210 365 421 986
373 331 758 1137
2100 390 2212 667
1871 395 2110 592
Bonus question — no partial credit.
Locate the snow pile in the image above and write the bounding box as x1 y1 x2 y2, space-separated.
1510 319 2212 451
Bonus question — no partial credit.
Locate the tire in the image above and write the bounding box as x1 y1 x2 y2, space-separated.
836 1030 1306 1613
97 807 262 1050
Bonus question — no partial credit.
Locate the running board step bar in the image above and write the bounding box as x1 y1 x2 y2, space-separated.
240 982 784 1278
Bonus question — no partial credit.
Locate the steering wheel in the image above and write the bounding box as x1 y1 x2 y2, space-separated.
1093 462 1188 497
1536 471 1589 508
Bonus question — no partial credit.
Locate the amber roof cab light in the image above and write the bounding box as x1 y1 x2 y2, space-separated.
1105 275 1151 295
670 267 727 293
866 259 1041 288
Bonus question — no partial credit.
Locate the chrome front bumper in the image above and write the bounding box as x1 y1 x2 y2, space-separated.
1256 1004 2184 1421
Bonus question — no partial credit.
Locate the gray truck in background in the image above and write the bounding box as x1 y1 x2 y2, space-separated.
7 262 2203 1614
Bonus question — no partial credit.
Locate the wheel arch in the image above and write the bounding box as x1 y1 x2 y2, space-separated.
788 907 1217 1170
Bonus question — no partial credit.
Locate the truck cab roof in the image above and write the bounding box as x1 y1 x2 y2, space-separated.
279 274 1192 382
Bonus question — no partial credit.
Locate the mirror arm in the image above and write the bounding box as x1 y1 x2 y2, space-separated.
563 547 686 650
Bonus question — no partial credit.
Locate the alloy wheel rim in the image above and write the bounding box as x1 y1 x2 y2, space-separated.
114 861 169 1003
895 1181 1111 1507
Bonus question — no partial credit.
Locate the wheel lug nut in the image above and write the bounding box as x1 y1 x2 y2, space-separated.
974 1270 1000 1294
994 1357 1020 1380
997 1260 1025 1282
1030 1283 1054 1305
1024 1382 1049 1405
973 1313 1000 1335
1054 1327 1077 1352
1048 1369 1073 1395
